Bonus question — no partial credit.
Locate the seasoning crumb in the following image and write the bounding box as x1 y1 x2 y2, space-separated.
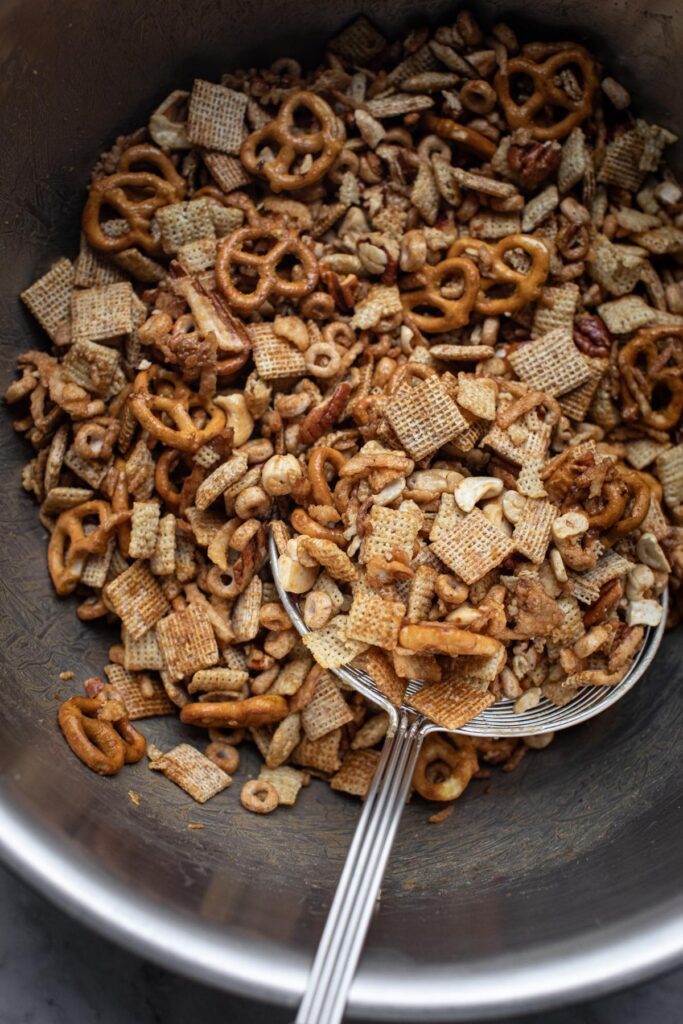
59 671 74 680
188 822 204 830
128 790 141 806
428 805 455 825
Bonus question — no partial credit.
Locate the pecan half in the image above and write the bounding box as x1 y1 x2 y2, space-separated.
574 315 612 357
507 141 562 188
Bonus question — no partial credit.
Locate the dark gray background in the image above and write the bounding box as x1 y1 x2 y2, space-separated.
1 861 681 1024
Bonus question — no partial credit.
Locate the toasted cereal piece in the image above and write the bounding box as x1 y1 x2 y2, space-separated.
103 664 174 719
156 604 219 681
641 494 669 541
448 646 507 686
596 296 661 334
654 443 683 507
80 535 115 588
104 561 170 639
635 226 683 256
176 237 218 274
431 509 515 585
329 15 387 62
264 713 302 768
188 668 248 693
350 285 402 330
268 651 311 697
232 575 263 642
74 234 127 288
559 356 608 421
301 673 354 741
354 648 408 705
150 513 176 576
508 329 590 397
122 625 164 671
451 167 517 199
470 211 521 239
113 247 166 284
20 257 74 340
291 728 343 775
406 564 438 624
195 453 249 511
430 344 495 362
388 44 440 85
185 507 225 546
366 93 434 118
558 128 588 193
385 376 469 461
42 424 69 493
588 234 646 296
62 338 121 396
570 551 635 604
149 742 231 803
512 498 556 563
298 536 357 583
203 150 252 192
346 589 406 650
550 594 585 645
128 501 161 559
187 79 247 154
42 486 94 515
331 750 381 798
598 126 648 192
427 493 462 542
247 322 307 380
156 199 216 255
522 185 559 233
408 678 495 729
302 615 369 669
314 572 346 612
259 765 307 806
70 282 134 344
360 503 423 564
532 283 579 338
456 374 497 421
391 649 442 683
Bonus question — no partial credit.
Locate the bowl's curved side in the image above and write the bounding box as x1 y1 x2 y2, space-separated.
1 0 682 1020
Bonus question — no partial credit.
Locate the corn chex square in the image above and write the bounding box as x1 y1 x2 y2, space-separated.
656 443 683 507
456 375 497 420
353 648 407 706
360 503 423 564
70 282 134 344
513 498 556 563
385 376 468 460
149 743 230 803
430 508 515 585
532 283 579 337
150 513 176 576
187 79 247 154
103 663 175 718
598 127 647 192
104 560 170 639
408 678 495 729
560 356 608 421
346 589 406 650
508 329 591 397
122 626 164 671
588 235 645 296
302 615 369 669
641 494 669 540
301 672 354 741
63 447 110 488
291 728 343 775
259 766 307 806
203 150 252 192
20 257 74 340
156 604 219 681
195 453 249 510
247 322 307 380
176 237 218 274
79 535 115 588
331 750 381 799
549 595 585 645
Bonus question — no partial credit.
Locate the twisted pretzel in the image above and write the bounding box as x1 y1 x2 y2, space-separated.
116 143 186 198
82 171 178 254
400 257 481 333
58 696 146 776
618 325 683 431
603 468 650 543
129 366 226 452
448 235 549 316
215 217 319 312
241 91 345 192
422 113 497 159
48 500 130 596
413 734 478 802
494 43 598 141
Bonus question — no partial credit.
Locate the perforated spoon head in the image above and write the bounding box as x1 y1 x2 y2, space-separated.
269 530 667 737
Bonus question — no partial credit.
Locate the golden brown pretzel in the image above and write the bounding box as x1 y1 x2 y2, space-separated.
618 325 683 431
116 143 186 198
448 235 549 316
215 218 319 313
400 257 481 333
82 171 178 254
241 90 345 192
307 446 347 506
180 694 289 729
129 366 226 452
413 734 479 802
494 43 598 141
422 112 497 159
58 696 146 776
48 500 130 597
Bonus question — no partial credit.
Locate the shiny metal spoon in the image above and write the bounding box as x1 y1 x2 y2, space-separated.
269 529 667 1024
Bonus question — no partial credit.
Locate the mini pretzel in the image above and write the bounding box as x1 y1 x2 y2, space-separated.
422 113 497 159
618 325 683 431
307 446 347 508
215 218 319 313
603 468 650 543
448 235 549 316
400 257 481 333
82 171 178 254
399 623 503 658
116 143 186 198
240 90 345 192
290 507 347 546
497 390 560 429
48 500 130 596
129 366 226 452
494 43 598 141
58 696 145 776
180 694 289 729
413 734 478 802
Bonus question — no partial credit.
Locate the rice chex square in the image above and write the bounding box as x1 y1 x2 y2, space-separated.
385 376 469 460
346 590 406 650
156 604 219 681
187 79 247 154
430 508 515 585
104 560 170 639
149 743 230 802
508 329 591 397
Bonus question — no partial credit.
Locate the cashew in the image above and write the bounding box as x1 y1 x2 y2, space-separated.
372 478 406 506
523 732 555 749
261 454 305 497
277 553 318 593
482 497 511 533
215 392 254 447
549 548 568 583
551 511 589 542
626 599 663 627
454 475 503 512
635 532 671 572
408 468 463 494
444 602 481 626
626 563 655 600
514 687 541 713
500 666 522 698
573 624 613 659
501 489 526 524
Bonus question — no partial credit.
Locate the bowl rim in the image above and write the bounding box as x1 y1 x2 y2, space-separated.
1 791 683 1020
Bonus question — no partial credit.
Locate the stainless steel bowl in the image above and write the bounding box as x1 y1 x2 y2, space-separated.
1 1 682 1019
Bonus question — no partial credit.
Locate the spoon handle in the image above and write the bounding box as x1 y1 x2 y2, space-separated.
295 712 425 1024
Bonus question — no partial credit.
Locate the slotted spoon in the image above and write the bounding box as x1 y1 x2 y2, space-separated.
268 529 667 1024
